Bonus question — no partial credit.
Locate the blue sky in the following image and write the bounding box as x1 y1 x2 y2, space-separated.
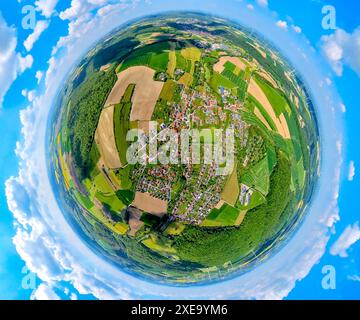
0 0 359 300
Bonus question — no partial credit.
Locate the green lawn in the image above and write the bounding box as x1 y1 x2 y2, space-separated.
241 156 271 196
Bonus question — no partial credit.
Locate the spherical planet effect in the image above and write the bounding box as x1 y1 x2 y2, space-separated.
49 12 320 284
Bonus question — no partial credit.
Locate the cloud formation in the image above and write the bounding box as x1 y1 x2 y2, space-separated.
348 161 355 182
256 0 268 7
32 284 60 300
35 70 44 84
292 25 302 34
35 0 59 18
0 15 33 108
276 20 288 30
321 27 360 76
24 20 49 52
21 89 36 102
330 222 360 258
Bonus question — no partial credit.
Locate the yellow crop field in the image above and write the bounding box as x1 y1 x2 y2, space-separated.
114 222 129 235
181 47 201 61
167 50 176 76
59 152 71 190
142 235 176 254
221 163 240 206
178 72 193 87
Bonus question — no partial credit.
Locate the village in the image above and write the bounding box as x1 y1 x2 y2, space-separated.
129 80 254 225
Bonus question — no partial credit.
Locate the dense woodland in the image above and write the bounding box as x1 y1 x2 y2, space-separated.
67 68 117 179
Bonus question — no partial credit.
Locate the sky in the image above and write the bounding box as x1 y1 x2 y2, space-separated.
0 0 359 300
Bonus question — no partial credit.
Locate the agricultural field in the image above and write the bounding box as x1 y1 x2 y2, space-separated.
50 13 319 284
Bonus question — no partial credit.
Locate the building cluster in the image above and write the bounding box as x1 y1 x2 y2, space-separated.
239 184 254 207
136 166 177 202
171 162 226 224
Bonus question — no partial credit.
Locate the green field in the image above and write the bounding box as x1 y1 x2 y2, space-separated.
241 156 271 196
159 80 177 101
221 163 240 206
203 203 240 227
116 189 135 206
119 41 171 72
255 76 288 117
210 72 237 91
95 191 126 213
176 51 191 72
114 84 135 165
247 94 277 131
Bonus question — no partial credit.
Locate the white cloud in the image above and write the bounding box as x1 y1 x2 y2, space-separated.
18 54 34 72
45 57 57 87
276 20 288 30
0 15 33 108
325 77 332 86
321 27 360 76
59 0 108 21
348 275 360 282
348 161 355 181
35 0 59 18
28 90 37 102
36 70 44 84
330 222 360 258
247 4 254 10
21 88 36 102
31 284 60 300
52 0 131 55
339 103 346 113
256 0 268 7
24 20 49 52
70 292 78 300
6 1 345 300
292 25 302 34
